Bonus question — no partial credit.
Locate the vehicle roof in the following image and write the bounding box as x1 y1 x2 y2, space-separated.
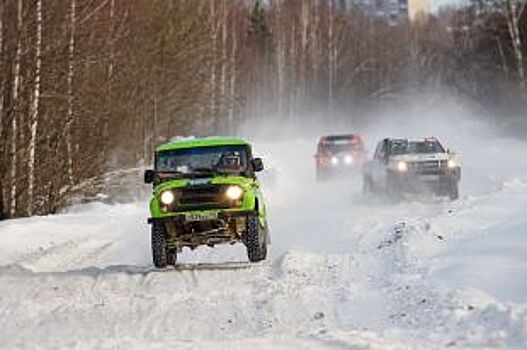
319 134 363 143
156 136 249 152
388 137 441 143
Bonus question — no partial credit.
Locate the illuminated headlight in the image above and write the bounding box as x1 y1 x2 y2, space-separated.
225 185 244 200
447 159 457 168
397 161 408 172
159 190 175 205
344 155 353 165
331 156 339 165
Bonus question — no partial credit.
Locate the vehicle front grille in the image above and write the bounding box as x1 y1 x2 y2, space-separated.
408 160 448 175
157 185 242 212
177 185 232 211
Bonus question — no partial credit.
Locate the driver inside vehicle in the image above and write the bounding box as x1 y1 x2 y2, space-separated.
216 152 244 173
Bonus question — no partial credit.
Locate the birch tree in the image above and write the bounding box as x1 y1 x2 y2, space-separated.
328 0 336 112
65 0 76 186
27 0 42 216
502 0 525 90
10 0 23 217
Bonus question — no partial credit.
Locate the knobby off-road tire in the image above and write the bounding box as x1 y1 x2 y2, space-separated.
166 249 178 266
246 213 267 263
151 222 168 268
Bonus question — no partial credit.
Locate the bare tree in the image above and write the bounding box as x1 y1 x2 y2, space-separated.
502 0 525 90
65 0 76 186
9 0 23 217
27 0 42 216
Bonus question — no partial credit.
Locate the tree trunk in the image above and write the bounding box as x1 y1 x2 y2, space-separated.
228 7 237 131
209 0 217 130
328 0 335 113
27 0 43 216
0 1 4 220
276 1 285 119
299 1 309 115
0 1 3 140
497 36 509 78
10 0 23 218
505 0 525 90
220 0 228 131
65 0 76 186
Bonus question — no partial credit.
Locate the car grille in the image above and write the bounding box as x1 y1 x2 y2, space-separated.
408 160 448 175
177 185 232 211
159 185 237 212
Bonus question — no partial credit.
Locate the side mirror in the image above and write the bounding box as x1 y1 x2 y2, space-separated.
144 169 155 184
251 158 264 172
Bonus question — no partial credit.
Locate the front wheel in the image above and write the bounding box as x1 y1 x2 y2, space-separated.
151 222 168 268
245 213 267 262
166 249 178 266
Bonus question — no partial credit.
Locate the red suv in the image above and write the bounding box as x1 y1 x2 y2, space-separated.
315 134 367 181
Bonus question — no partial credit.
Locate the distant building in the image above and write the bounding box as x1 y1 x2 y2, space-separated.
336 0 428 23
408 0 429 21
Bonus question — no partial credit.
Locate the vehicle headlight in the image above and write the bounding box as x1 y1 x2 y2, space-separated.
448 159 457 168
225 185 244 200
331 156 339 165
160 190 175 205
344 155 353 165
397 161 408 172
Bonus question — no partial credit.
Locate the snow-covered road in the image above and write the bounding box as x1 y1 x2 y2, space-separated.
1 133 527 349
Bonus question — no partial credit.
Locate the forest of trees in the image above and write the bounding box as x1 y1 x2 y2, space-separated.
0 0 525 219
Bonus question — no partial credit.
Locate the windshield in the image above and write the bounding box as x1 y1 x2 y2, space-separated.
391 140 445 155
318 139 364 154
156 145 249 175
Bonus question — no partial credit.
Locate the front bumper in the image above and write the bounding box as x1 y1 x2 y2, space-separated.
147 210 252 224
149 210 255 249
389 168 460 192
317 163 363 176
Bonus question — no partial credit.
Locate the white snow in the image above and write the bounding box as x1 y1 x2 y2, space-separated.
1 118 527 349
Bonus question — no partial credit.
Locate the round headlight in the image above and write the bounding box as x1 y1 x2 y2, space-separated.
331 156 339 165
160 191 175 205
448 159 457 168
344 155 353 165
397 161 408 172
225 186 244 200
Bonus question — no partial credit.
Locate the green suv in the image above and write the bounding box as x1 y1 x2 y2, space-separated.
144 137 269 267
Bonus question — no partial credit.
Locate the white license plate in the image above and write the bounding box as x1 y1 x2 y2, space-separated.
184 212 218 222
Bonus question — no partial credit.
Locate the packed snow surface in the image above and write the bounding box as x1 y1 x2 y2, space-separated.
1 129 527 349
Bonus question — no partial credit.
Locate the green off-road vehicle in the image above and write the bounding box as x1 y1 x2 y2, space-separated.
144 137 269 267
